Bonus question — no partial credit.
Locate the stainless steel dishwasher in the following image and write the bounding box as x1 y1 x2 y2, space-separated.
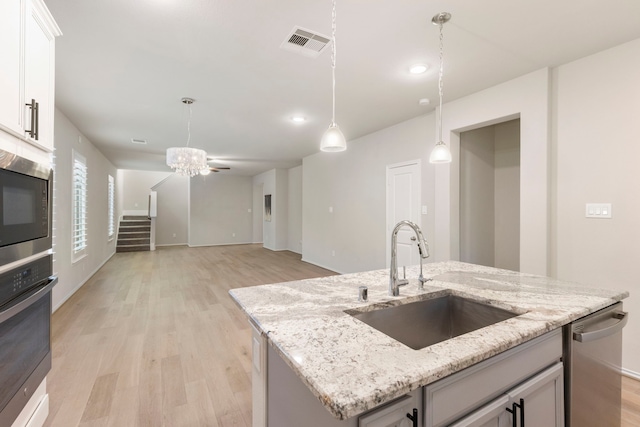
563 301 628 427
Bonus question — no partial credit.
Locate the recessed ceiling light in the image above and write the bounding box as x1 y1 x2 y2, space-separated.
291 116 306 123
418 98 430 106
131 138 147 145
409 64 429 74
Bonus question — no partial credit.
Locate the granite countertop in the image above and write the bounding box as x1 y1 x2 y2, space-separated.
229 261 628 420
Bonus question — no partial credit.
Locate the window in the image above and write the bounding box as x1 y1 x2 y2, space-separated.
72 151 87 259
107 175 115 239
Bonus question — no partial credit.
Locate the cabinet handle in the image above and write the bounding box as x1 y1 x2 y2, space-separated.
517 398 524 426
406 408 418 427
34 100 39 140
25 99 39 140
506 399 525 427
506 402 517 426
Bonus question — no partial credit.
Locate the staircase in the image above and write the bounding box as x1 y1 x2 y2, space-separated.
116 216 151 253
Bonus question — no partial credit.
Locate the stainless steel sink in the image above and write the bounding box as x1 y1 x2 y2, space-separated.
348 295 518 350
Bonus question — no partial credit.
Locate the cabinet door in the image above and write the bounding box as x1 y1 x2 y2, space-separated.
358 394 421 427
24 0 58 150
449 395 510 427
0 0 24 134
508 362 564 427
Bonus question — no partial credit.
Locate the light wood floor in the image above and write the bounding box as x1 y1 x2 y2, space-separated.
45 244 336 427
45 244 640 426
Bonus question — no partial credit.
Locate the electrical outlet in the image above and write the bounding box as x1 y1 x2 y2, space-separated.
232 233 236 237
332 250 335 257
172 233 176 238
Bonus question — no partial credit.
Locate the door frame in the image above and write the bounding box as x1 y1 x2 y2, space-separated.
386 159 422 266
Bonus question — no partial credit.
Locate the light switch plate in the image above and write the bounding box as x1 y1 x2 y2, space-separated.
586 203 612 218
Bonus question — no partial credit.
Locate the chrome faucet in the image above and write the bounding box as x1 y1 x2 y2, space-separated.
389 220 430 296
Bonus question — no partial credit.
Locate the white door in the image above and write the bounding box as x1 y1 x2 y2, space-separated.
386 161 421 268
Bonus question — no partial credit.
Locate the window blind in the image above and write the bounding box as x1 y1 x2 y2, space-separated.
73 152 87 254
108 175 115 238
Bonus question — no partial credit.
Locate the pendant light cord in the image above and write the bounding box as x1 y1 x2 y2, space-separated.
331 0 337 126
438 20 444 142
186 103 192 147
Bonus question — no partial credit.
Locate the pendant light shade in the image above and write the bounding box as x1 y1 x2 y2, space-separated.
429 12 452 164
429 141 452 163
166 98 209 177
320 0 347 153
320 123 346 152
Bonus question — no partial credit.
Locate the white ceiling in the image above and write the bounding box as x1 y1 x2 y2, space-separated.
45 0 640 176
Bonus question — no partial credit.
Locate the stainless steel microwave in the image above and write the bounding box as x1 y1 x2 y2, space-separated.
0 149 52 266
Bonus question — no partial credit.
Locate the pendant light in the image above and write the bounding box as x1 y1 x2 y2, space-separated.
320 0 347 152
429 12 452 164
166 98 208 177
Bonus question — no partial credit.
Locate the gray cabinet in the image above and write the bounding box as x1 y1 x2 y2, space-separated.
424 329 562 427
257 329 563 427
450 363 564 427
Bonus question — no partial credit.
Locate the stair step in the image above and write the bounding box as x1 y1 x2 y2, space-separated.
116 245 150 253
118 226 151 232
118 232 150 239
117 238 150 246
120 221 151 226
123 215 149 220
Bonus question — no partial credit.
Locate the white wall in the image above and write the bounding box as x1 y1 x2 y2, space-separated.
459 120 520 270
189 174 253 246
155 174 188 246
551 38 640 374
118 169 171 215
275 169 289 250
302 113 436 274
287 166 303 254
252 183 263 243
435 69 550 275
460 126 496 267
52 109 117 310
494 120 520 270
252 169 289 251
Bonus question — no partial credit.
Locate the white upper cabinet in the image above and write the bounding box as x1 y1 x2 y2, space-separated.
0 0 61 152
0 0 23 135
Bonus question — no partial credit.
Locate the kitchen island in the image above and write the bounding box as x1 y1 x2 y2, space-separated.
229 261 628 425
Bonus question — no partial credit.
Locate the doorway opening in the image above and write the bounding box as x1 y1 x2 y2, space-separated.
459 119 520 270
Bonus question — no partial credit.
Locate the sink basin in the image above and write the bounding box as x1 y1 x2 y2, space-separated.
348 295 518 350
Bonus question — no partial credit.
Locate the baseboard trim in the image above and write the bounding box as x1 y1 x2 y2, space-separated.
187 242 254 248
155 243 188 247
300 258 342 274
622 367 640 381
52 251 115 313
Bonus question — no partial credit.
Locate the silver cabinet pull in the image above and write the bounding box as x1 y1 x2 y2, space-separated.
573 311 628 343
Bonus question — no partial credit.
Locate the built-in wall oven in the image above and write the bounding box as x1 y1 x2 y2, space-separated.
0 149 52 267
0 254 56 426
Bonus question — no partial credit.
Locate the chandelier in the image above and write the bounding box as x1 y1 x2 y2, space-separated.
166 98 208 177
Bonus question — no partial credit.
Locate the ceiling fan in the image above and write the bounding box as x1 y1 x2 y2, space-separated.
206 166 230 173
203 157 230 174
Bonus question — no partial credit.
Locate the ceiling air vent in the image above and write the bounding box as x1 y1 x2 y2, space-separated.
131 138 147 145
280 26 331 58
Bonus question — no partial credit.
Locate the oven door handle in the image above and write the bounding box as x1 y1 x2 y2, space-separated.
0 276 57 323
